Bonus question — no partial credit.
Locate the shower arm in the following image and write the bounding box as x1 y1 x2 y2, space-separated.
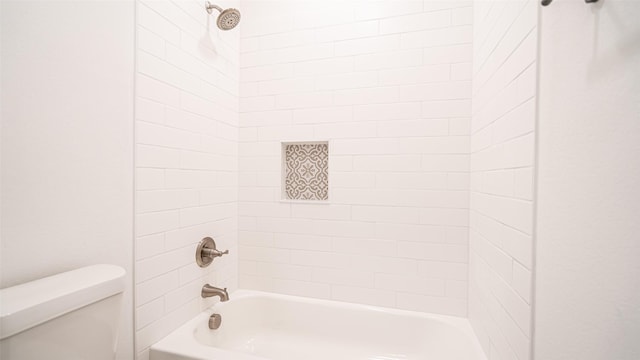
205 1 223 14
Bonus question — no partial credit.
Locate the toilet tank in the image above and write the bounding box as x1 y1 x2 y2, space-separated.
0 264 126 360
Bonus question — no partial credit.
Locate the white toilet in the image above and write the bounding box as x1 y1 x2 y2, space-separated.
0 264 126 360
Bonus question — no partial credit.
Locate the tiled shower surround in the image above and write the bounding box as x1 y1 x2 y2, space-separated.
133 0 240 358
239 0 473 315
469 0 537 359
132 0 535 359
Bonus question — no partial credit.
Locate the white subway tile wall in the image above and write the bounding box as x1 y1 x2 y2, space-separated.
132 1 535 358
239 0 472 315
469 0 536 359
134 0 240 358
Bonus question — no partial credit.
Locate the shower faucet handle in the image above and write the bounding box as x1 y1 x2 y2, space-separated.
195 237 229 267
203 248 229 258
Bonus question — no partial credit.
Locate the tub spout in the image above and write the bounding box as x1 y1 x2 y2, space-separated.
201 284 229 301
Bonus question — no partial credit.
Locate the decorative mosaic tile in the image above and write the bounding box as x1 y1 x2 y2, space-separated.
284 143 329 201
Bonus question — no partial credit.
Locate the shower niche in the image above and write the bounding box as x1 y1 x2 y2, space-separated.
281 142 329 201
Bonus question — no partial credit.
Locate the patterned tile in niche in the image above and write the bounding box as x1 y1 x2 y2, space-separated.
284 143 328 200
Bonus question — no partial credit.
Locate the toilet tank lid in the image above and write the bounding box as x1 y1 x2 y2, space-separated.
0 264 126 340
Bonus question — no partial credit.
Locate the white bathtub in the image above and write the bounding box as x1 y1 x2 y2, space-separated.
150 290 487 360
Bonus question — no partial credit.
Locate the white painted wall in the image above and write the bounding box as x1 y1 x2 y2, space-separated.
534 1 640 359
468 0 537 359
0 1 135 359
238 0 473 316
133 0 240 358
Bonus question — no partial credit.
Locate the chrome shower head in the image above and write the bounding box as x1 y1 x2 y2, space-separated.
205 1 241 30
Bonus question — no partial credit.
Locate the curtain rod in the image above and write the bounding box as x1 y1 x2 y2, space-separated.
542 0 599 6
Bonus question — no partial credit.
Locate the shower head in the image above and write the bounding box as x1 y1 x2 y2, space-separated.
205 1 241 30
217 8 241 30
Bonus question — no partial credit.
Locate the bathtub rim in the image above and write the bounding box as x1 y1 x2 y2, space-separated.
150 289 488 360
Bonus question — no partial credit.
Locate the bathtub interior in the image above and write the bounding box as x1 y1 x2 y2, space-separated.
189 292 482 360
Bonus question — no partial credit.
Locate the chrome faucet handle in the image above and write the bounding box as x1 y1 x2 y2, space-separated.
196 237 229 267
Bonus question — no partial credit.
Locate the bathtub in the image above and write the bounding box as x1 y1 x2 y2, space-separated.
150 290 487 360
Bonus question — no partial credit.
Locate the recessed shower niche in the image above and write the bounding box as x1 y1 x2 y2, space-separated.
282 142 329 201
